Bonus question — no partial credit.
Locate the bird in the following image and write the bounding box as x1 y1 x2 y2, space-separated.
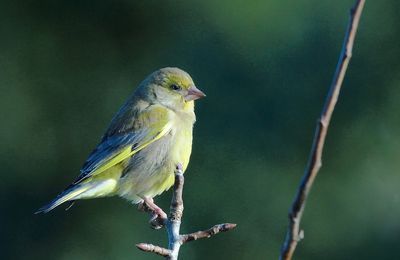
36 67 205 217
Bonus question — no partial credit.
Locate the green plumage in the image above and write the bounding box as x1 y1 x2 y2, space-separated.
36 67 205 213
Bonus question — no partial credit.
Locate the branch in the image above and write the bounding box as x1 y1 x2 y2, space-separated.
181 223 237 243
279 1 366 259
136 164 236 260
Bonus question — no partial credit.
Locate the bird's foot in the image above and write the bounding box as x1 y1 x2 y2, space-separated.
143 197 168 220
139 197 167 229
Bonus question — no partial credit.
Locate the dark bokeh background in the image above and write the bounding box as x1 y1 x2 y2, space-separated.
2 0 400 259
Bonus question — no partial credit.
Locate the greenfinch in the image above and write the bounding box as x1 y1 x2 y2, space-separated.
36 67 205 216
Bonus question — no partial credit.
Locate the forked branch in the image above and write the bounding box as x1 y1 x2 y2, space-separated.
137 164 236 260
279 0 366 259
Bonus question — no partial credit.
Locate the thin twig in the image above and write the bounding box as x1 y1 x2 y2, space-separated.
181 223 237 243
279 1 366 259
136 243 171 257
136 164 236 259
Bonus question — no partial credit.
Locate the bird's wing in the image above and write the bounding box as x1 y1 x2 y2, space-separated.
74 105 173 184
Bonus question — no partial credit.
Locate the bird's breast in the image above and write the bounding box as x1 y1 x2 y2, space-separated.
117 108 195 201
168 115 194 172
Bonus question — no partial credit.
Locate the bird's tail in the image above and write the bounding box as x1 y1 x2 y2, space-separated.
35 184 91 214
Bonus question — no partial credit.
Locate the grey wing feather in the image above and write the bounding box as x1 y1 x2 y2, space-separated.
74 96 151 184
74 131 146 184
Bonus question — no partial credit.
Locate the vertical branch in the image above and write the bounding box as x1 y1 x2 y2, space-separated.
166 167 184 260
279 1 366 259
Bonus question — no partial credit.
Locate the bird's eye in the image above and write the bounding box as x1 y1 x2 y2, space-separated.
170 84 181 91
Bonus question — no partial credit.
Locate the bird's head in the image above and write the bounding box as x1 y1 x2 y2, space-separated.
139 67 206 111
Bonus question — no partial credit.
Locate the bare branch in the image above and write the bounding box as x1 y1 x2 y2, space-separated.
137 164 236 259
136 243 171 257
169 170 184 221
181 223 237 244
279 1 366 259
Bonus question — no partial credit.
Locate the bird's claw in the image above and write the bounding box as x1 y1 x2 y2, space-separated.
149 213 165 230
139 197 168 229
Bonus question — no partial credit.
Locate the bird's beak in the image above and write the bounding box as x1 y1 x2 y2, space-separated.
184 85 206 101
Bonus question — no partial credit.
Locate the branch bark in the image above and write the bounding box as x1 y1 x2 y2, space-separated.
279 1 366 259
136 164 236 259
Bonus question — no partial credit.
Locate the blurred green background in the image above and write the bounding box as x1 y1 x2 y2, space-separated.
1 0 400 259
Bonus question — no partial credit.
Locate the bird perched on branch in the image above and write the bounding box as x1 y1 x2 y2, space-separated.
36 67 205 218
